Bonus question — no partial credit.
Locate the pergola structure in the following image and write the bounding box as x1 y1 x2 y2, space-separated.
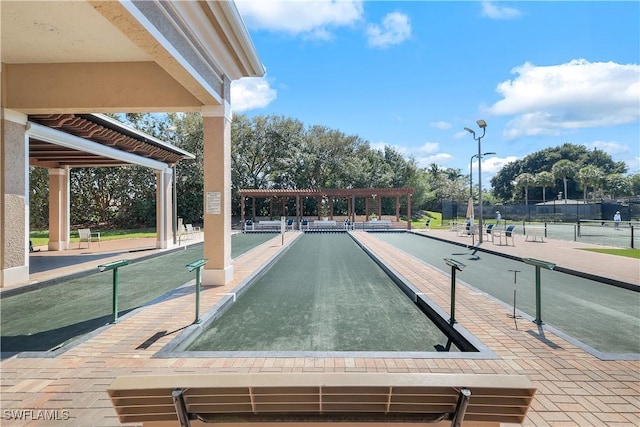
239 188 414 230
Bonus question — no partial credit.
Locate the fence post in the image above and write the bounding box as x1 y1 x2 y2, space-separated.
98 260 130 324
523 258 556 325
631 225 635 249
186 259 209 324
444 258 466 324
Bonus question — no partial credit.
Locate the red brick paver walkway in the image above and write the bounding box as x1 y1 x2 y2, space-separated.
1 231 638 427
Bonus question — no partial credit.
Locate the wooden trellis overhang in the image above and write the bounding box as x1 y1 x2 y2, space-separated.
28 113 194 168
238 188 414 229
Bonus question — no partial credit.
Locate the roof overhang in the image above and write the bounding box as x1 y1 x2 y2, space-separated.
1 0 265 114
27 113 194 169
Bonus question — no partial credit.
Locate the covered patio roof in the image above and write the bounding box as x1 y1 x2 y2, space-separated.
27 113 194 169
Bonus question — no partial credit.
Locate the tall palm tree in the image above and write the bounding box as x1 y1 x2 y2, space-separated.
552 159 577 204
515 173 536 206
577 165 604 201
535 171 555 204
515 173 535 221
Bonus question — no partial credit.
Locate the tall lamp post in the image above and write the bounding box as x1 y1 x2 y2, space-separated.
469 152 496 198
464 120 488 243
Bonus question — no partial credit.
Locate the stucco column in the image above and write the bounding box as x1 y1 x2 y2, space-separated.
202 105 233 285
48 167 70 251
1 110 29 287
156 167 173 249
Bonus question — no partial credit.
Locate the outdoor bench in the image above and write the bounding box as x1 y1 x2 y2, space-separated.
365 220 392 229
108 372 536 426
310 220 338 229
255 220 281 230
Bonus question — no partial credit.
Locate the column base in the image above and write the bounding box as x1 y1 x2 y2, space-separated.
202 265 234 286
1 265 29 288
48 241 69 251
156 239 171 250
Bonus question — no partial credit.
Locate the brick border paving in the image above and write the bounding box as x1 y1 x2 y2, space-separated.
1 231 638 426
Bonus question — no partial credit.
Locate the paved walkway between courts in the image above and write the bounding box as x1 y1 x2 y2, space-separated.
0 230 638 427
417 227 639 286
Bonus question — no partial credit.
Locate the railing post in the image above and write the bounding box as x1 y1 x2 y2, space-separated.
98 260 130 324
186 259 209 324
523 258 556 326
443 258 466 324
534 266 542 325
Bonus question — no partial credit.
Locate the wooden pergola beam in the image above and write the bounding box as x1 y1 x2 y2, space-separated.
238 188 414 230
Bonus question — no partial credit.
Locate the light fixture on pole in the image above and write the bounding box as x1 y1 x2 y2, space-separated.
469 152 496 198
464 120 488 243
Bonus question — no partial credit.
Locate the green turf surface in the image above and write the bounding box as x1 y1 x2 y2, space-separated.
187 233 453 352
1 244 202 352
373 232 640 355
1 233 276 353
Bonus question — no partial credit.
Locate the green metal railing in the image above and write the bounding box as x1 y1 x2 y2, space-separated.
186 259 209 324
443 258 466 324
522 258 556 325
98 259 130 323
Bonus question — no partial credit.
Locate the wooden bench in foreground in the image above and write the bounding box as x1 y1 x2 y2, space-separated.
108 372 535 426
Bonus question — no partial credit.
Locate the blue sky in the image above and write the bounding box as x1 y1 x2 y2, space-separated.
230 1 639 186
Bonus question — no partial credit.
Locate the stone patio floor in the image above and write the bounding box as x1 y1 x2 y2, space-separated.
1 229 638 426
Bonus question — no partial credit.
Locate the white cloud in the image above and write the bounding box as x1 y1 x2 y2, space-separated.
415 153 453 168
231 76 277 112
430 121 452 130
589 140 639 174
482 156 518 174
488 59 640 139
366 12 411 48
589 140 631 156
454 130 472 139
481 1 522 20
235 0 363 39
369 141 387 151
417 142 440 153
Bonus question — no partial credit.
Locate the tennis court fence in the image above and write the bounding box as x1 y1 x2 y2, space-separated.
515 220 637 248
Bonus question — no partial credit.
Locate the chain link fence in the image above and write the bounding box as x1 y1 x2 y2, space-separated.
442 199 639 248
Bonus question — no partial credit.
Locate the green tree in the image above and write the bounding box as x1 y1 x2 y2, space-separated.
168 113 205 224
576 165 604 201
514 173 535 206
552 159 577 204
29 167 49 229
535 171 555 204
629 174 640 197
491 143 626 201
605 173 633 200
